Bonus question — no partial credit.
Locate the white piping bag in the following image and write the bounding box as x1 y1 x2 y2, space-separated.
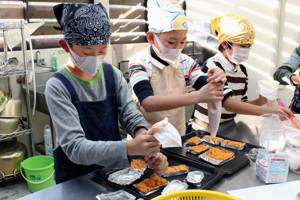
207 101 221 138
147 118 182 178
207 60 222 138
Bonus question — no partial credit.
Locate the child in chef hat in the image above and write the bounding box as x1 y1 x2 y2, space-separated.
45 2 168 184
190 14 294 131
128 0 227 136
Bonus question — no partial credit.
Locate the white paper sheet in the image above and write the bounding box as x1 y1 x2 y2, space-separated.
228 180 300 200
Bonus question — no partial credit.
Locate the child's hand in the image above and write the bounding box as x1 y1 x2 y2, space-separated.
147 153 168 176
291 75 300 85
207 67 227 84
258 94 267 105
127 131 160 156
271 107 294 118
196 82 224 103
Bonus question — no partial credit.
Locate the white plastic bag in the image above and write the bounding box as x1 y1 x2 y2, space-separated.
148 118 182 148
256 80 279 101
208 101 221 138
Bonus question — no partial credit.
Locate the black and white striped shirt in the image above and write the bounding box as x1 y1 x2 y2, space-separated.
193 52 248 123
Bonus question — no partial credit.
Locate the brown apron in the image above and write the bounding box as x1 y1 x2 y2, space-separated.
136 64 186 136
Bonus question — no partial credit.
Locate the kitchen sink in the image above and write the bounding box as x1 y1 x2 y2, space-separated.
22 72 54 115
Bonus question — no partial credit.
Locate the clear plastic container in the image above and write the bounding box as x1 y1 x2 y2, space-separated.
255 113 290 151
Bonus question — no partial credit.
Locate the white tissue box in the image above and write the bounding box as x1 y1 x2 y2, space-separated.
256 149 289 184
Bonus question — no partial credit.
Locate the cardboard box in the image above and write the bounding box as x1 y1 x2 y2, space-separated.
256 149 289 183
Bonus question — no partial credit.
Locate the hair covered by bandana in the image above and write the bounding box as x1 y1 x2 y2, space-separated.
53 3 111 45
211 14 255 44
147 0 188 33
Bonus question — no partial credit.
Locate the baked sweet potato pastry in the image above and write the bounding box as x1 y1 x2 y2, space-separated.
223 140 245 147
188 144 210 153
165 165 189 173
208 147 234 160
135 173 168 192
186 136 201 143
204 135 222 141
131 159 147 169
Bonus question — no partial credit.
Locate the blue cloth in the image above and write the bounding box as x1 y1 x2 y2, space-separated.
51 63 121 184
53 3 111 45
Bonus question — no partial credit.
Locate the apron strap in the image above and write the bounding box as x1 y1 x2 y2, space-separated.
102 63 116 96
51 64 116 104
51 72 80 103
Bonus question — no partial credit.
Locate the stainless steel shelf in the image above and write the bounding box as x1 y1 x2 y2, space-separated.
0 70 25 78
0 24 22 30
1 21 35 156
0 127 32 140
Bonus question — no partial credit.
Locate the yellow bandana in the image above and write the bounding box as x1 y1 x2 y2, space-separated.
211 14 255 44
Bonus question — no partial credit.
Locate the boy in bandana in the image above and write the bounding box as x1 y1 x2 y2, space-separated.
129 0 226 136
191 14 293 131
45 3 168 184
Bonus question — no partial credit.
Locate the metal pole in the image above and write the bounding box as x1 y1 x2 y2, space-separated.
2 30 7 60
2 30 12 97
20 20 35 156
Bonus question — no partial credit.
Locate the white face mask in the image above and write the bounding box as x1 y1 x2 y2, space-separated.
225 41 251 64
152 34 183 67
66 43 105 75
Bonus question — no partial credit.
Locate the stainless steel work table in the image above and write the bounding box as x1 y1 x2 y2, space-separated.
17 115 300 200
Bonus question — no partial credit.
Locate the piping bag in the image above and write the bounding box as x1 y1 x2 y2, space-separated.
147 118 182 178
277 98 300 129
256 80 279 107
206 60 222 138
208 101 222 138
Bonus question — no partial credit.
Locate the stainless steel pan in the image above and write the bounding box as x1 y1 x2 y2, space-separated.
0 117 21 134
0 98 22 118
0 141 28 181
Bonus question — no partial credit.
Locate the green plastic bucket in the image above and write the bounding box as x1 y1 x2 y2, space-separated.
20 155 55 193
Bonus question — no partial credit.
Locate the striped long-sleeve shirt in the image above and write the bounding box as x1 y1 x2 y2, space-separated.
193 52 247 123
129 45 209 104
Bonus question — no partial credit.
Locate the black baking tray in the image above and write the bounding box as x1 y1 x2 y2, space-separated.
92 153 224 199
162 130 261 174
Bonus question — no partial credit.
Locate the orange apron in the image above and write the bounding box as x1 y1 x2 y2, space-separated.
136 64 186 136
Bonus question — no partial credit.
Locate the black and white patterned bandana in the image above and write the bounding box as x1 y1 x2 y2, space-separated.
53 3 111 45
